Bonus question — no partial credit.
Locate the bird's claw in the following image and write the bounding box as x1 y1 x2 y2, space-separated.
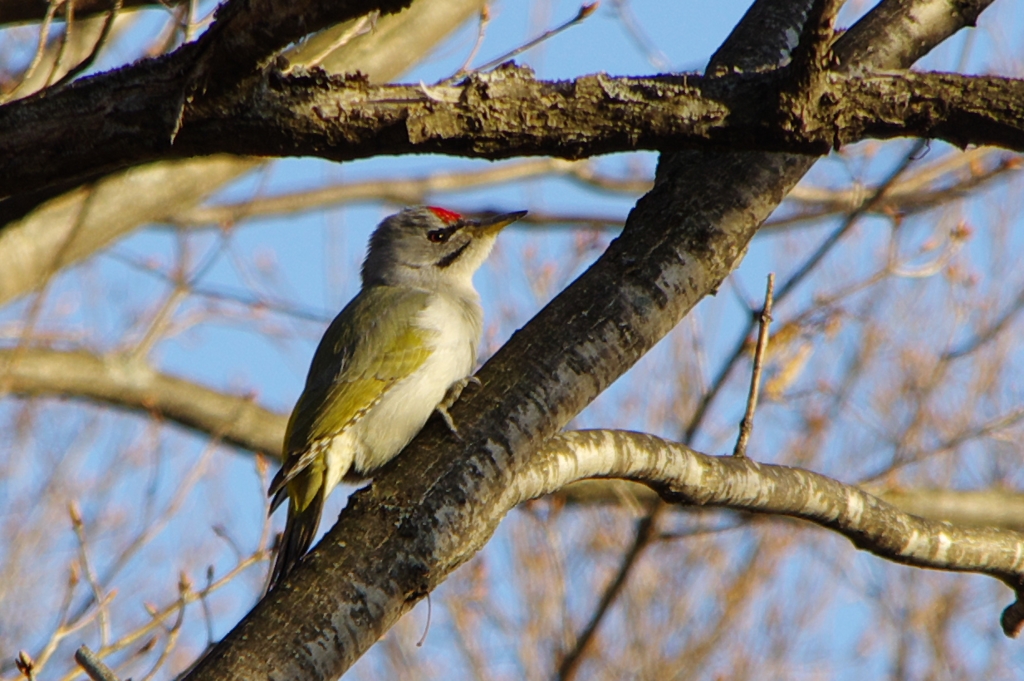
436 375 481 440
436 404 463 440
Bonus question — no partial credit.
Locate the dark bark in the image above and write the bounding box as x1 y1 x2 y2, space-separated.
5 61 1024 199
199 68 1023 157
0 0 182 25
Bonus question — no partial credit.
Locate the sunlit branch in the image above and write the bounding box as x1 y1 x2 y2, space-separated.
0 347 286 456
525 430 1024 637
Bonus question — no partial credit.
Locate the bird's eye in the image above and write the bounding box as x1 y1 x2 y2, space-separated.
427 228 453 243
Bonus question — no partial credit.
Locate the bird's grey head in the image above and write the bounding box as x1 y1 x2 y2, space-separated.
361 206 526 289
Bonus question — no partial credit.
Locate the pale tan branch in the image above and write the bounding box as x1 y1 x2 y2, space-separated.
7 346 1023 538
173 158 582 226
0 157 253 307
0 348 286 456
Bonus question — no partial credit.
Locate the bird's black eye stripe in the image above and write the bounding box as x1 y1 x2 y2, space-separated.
436 240 471 269
427 226 458 243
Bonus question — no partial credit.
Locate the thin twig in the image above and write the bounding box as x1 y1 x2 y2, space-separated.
415 593 432 647
557 511 657 681
1 0 63 103
684 139 928 444
444 4 491 82
942 281 1024 360
15 651 36 680
69 501 112 647
200 565 216 646
74 647 120 681
733 273 775 458
455 3 598 79
51 0 123 89
609 0 670 70
137 577 189 681
59 552 268 681
44 0 75 87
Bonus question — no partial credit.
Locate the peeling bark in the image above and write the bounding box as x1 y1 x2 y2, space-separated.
5 62 1024 199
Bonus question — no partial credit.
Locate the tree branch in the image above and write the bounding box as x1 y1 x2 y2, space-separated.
554 480 1024 532
0 0 182 26
184 68 1024 158
5 65 1024 199
0 348 285 455
521 431 1024 637
0 0 486 316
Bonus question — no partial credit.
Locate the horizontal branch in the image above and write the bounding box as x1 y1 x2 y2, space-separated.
0 0 183 26
4 63 1023 198
524 430 1024 637
0 348 285 455
173 158 581 226
182 67 1024 159
557 479 1024 532
10 347 1024 535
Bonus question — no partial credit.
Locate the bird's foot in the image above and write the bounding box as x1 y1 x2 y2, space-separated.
436 404 462 440
436 376 482 439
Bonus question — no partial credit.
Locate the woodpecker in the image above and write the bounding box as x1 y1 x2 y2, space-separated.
267 206 526 591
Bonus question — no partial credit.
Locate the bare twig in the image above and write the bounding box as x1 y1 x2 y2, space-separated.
58 551 268 681
733 273 774 458
942 281 1024 360
445 4 490 82
557 510 657 681
1 0 62 103
173 158 582 226
15 651 36 680
458 2 598 77
74 647 119 681
69 501 112 647
609 0 670 70
136 577 189 681
685 139 928 445
200 565 216 646
50 0 123 89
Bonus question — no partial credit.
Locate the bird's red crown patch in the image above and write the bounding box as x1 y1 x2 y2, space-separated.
427 206 462 224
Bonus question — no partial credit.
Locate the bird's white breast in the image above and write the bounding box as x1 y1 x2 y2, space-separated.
323 289 481 491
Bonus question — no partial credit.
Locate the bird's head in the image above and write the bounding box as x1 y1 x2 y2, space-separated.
361 206 527 289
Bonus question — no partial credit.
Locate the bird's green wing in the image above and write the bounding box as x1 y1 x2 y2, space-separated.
270 286 434 505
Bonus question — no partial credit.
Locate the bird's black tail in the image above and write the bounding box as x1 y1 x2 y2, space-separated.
266 486 325 594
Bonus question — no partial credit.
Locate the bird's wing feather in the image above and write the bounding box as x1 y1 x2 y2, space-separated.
268 287 434 504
